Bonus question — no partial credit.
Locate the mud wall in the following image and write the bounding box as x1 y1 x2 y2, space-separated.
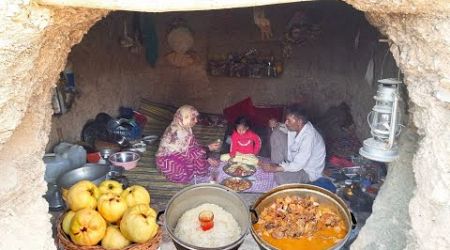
1 0 449 249
47 2 391 148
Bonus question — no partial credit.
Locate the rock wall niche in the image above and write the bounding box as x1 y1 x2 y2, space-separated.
0 0 449 249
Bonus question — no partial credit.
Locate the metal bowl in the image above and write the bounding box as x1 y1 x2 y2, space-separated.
109 151 140 170
56 163 109 189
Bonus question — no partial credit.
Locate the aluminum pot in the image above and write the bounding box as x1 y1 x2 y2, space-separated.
160 184 251 250
250 184 356 250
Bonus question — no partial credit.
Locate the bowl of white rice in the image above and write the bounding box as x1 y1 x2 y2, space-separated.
162 184 250 250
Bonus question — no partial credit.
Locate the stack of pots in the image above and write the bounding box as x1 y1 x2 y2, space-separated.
161 184 355 250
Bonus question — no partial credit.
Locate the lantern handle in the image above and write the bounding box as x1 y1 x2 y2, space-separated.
387 94 399 149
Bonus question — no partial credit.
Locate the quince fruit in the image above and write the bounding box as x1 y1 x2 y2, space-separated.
69 208 106 246
98 193 128 223
62 210 75 235
121 185 150 207
66 180 100 211
99 180 123 195
101 225 131 249
120 204 158 243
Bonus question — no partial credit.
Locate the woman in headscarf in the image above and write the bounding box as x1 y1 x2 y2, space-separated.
156 105 220 183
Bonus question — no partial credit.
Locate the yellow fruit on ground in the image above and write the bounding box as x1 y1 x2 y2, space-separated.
62 210 75 235
66 180 100 211
120 204 159 243
61 188 69 201
69 208 106 246
121 185 150 207
97 193 128 223
99 180 123 195
101 225 131 250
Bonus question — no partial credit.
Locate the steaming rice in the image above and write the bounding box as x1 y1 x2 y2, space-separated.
174 203 241 248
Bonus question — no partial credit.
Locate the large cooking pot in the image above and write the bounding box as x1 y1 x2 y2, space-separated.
250 184 356 250
160 184 251 250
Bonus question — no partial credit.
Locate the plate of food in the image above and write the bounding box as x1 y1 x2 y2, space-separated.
222 177 252 192
223 163 257 177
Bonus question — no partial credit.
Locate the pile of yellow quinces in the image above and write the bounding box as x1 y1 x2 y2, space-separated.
61 180 158 249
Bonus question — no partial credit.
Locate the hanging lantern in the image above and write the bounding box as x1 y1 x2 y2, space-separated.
359 78 403 162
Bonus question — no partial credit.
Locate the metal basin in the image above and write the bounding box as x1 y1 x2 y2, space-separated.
56 163 109 189
109 151 140 170
162 184 251 250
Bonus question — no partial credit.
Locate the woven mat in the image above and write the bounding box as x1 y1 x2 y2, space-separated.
126 99 227 202
123 144 189 202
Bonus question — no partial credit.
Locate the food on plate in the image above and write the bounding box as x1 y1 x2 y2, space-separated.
253 195 348 250
231 152 259 166
174 203 241 248
222 177 252 192
220 153 231 162
225 163 256 177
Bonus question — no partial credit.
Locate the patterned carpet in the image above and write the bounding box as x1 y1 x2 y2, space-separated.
123 99 227 202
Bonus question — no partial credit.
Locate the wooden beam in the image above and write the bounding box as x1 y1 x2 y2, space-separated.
34 0 305 12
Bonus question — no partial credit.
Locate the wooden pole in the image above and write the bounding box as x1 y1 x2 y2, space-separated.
34 0 303 12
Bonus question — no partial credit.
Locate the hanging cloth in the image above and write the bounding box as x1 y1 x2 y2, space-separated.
139 13 159 67
365 44 375 86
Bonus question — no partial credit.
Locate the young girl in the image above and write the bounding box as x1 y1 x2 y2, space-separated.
230 116 262 157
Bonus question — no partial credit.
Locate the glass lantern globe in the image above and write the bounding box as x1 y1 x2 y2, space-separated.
360 78 403 162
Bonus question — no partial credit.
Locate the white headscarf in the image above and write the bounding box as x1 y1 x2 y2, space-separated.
156 105 199 156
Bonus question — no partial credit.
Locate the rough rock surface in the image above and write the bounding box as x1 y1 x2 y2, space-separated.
0 0 449 250
0 1 106 249
350 128 417 250
347 5 450 250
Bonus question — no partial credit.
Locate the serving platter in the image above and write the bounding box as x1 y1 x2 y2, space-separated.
222 177 252 192
223 163 256 177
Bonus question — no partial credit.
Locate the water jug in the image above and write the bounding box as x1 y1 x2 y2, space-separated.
54 142 87 169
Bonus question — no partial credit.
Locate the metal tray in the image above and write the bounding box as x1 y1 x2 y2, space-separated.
222 177 252 192
223 163 256 177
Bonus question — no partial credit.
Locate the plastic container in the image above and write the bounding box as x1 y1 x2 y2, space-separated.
54 142 87 169
43 154 71 183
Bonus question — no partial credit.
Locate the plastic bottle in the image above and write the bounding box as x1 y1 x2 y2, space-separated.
54 142 87 169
